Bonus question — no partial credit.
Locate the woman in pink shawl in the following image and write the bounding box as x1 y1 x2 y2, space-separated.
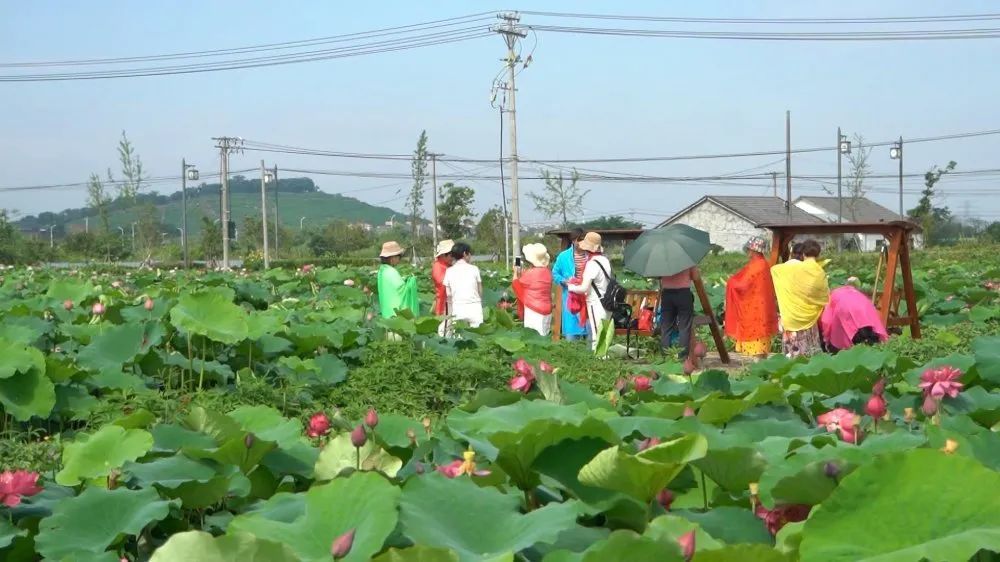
819 285 889 352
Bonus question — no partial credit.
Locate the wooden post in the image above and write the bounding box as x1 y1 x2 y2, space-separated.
878 231 902 328
692 268 730 364
898 235 921 338
552 284 563 341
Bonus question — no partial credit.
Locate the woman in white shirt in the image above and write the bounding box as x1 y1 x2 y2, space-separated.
568 232 612 351
442 242 484 331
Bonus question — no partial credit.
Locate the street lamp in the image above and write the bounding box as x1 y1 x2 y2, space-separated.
182 160 199 269
130 222 137 253
47 224 56 248
300 216 307 231
836 127 852 224
890 137 903 218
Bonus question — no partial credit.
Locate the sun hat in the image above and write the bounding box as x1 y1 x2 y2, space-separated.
744 236 769 255
578 232 603 253
435 239 455 257
522 243 551 267
379 241 406 258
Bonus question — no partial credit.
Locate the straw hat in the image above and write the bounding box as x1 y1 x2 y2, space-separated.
435 239 455 257
379 241 406 258
522 243 551 267
744 236 769 255
578 232 603 253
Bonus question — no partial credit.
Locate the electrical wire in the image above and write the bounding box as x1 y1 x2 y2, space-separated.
527 24 1000 41
519 11 1000 25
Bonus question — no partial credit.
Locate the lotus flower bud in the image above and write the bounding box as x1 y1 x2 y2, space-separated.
692 340 708 358
63 299 73 311
941 438 959 454
330 528 355 559
683 357 696 375
406 428 417 445
91 302 105 315
903 407 915 423
922 395 939 416
824 461 840 479
613 377 627 394
350 425 367 448
638 437 662 451
539 361 555 374
244 433 255 449
363 286 372 295
683 406 696 417
344 279 355 286
678 530 696 561
111 280 122 288
865 395 887 419
422 417 432 435
632 376 652 392
364 408 379 429
144 298 154 311
656 488 674 510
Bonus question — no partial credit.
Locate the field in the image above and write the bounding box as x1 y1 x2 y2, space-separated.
0 246 998 561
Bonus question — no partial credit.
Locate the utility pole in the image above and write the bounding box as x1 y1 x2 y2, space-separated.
272 165 279 259
837 126 843 224
897 137 904 218
181 159 199 268
495 12 526 264
771 172 778 197
260 160 270 269
785 111 792 221
430 153 439 251
213 137 243 269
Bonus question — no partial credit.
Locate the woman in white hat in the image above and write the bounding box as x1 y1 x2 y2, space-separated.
432 239 456 316
376 241 419 318
513 243 553 336
568 232 613 350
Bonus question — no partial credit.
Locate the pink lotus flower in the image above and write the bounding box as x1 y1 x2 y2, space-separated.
91 302 105 316
364 409 379 429
919 366 963 400
330 528 355 559
683 356 696 375
638 437 662 451
692 340 708 358
755 503 811 536
0 470 42 507
343 279 355 287
63 299 73 311
509 359 536 393
350 425 367 448
300 264 314 274
306 412 331 438
632 376 652 392
513 358 535 378
865 395 887 419
872 378 886 396
817 408 862 443
144 298 154 311
678 530 695 561
656 488 674 511
922 395 939 416
436 450 491 478
539 361 555 374
111 280 122 289
683 406 696 417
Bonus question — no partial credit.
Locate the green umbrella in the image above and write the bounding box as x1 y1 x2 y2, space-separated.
624 224 712 277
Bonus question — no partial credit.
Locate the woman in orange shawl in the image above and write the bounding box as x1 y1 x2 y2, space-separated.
725 236 778 358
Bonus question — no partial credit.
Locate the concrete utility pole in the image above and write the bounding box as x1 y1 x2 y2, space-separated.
430 152 439 251
896 137 904 218
213 137 243 269
272 165 279 258
260 160 271 269
785 111 792 221
771 172 778 197
837 127 843 224
495 12 526 263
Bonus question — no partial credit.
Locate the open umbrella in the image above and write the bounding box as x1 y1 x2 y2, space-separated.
624 224 711 277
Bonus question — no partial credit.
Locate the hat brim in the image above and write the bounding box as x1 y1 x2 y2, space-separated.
380 248 406 258
578 241 603 253
526 255 550 267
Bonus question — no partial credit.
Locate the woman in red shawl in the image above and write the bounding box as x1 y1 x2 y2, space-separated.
725 236 778 358
512 243 553 336
431 240 455 315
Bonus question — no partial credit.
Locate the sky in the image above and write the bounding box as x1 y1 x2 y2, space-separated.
2 0 999 228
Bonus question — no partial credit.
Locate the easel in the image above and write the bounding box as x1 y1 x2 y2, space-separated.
551 270 729 363
763 221 922 338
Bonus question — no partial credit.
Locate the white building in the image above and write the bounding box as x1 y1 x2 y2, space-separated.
793 196 917 251
656 196 821 252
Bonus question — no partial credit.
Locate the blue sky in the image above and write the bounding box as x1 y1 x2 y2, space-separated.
2 1 999 225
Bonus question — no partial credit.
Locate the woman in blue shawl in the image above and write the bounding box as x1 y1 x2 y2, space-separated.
551 228 589 340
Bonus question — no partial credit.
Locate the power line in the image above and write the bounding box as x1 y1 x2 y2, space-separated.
527 24 1000 41
519 11 1000 25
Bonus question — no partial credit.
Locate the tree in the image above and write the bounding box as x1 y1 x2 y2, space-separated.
307 221 372 257
436 183 476 239
134 204 164 257
407 131 428 253
576 215 642 230
475 206 508 258
113 131 145 201
840 134 872 221
86 173 111 232
908 161 957 246
986 221 1000 243
199 216 222 263
528 168 589 227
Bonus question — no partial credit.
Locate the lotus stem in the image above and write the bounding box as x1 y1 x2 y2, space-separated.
700 469 709 510
198 337 206 391
355 447 361 471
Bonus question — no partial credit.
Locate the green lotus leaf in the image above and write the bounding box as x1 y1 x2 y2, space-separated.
674 506 772 545
56 425 154 485
0 365 56 421
643 514 724 551
151 423 217 452
170 289 249 344
150 531 299 562
942 386 1000 427
112 408 156 430
372 545 461 562
578 434 707 503
46 279 95 305
973 335 1000 384
262 441 319 478
76 322 146 372
374 412 427 449
783 346 896 396
543 530 684 562
399 473 584 562
124 453 221 489
799 449 1000 562
691 545 792 562
35 487 174 560
184 406 244 443
447 401 590 458
926 414 1000 471
0 338 45 379
246 309 289 340
183 433 276 475
489 416 618 490
228 405 304 448
0 518 25 549
230 471 400 562
314 432 402 480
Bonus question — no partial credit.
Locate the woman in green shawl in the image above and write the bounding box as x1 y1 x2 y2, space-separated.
377 241 420 318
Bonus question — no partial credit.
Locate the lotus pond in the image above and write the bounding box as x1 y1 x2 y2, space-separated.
0 247 998 561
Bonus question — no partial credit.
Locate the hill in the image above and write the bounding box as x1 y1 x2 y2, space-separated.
17 176 401 237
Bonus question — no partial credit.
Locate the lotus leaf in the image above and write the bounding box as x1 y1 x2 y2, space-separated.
56 425 154 485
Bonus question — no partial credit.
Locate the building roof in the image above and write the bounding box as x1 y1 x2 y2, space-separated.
657 196 822 228
794 196 900 223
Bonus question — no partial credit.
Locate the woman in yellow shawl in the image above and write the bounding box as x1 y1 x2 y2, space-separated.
770 239 830 357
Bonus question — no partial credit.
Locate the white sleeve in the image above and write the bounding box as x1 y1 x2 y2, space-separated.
581 261 599 285
474 266 481 283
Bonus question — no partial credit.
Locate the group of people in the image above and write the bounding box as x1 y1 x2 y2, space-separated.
725 236 888 359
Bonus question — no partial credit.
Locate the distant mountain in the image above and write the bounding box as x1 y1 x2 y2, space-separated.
16 176 401 236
